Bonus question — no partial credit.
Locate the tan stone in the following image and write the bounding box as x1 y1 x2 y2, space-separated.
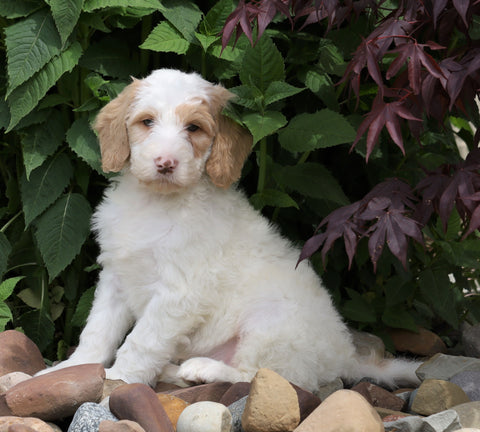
0 372 31 393
102 379 127 400
294 389 384 432
5 364 105 421
0 417 55 432
157 393 189 428
0 331 46 376
451 401 480 429
388 327 446 356
411 379 471 416
241 368 300 432
99 420 146 432
351 329 386 359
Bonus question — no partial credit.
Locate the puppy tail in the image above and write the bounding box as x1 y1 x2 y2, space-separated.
345 355 421 388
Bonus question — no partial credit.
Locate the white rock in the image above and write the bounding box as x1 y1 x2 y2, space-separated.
176 401 232 432
0 371 31 392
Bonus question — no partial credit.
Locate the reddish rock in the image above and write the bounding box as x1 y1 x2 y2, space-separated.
0 331 46 376
388 327 447 356
352 382 405 411
382 413 410 422
291 384 322 422
0 393 13 416
99 420 146 432
168 382 232 404
5 364 105 421
110 383 174 432
219 382 251 406
154 381 183 393
7 424 37 432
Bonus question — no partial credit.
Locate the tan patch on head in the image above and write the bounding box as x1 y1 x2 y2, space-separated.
93 79 142 172
127 109 158 146
175 103 216 159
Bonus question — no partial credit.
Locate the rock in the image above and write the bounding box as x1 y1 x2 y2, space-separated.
416 354 480 381
455 429 480 432
294 389 384 432
109 383 174 432
411 379 470 416
383 409 462 432
388 327 447 356
176 401 232 432
351 382 405 411
315 377 343 401
0 417 56 432
0 393 12 416
67 402 117 432
0 331 46 376
102 379 126 400
290 383 321 422
5 364 105 421
7 424 37 432
351 329 386 359
241 368 300 432
99 420 146 432
218 382 250 406
450 371 480 401
450 401 480 428
0 372 31 393
157 393 189 428
228 397 247 432
168 382 232 404
154 382 183 393
462 323 480 358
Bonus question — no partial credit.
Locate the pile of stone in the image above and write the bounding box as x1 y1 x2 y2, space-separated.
2 329 480 432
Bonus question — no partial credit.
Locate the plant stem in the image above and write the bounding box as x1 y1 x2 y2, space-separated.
257 138 267 193
1 211 22 233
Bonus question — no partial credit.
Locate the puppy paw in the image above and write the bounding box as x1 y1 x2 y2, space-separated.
177 357 229 384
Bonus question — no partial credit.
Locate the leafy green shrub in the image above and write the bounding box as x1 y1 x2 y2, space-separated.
1 0 479 357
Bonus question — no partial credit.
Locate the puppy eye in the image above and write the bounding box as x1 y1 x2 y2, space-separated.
186 124 200 132
142 119 154 127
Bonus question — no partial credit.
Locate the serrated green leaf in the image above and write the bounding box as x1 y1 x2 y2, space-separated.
0 0 42 18
200 0 234 36
229 85 262 110
0 303 13 331
250 189 298 211
17 288 41 309
278 110 356 153
438 240 480 269
0 232 12 279
382 308 418 332
384 276 414 306
264 81 304 106
21 153 73 227
18 309 54 351
140 22 190 54
34 193 92 280
342 288 377 323
240 35 284 93
160 0 202 43
0 277 24 302
5 10 63 96
195 32 218 52
0 100 10 131
22 111 66 179
49 0 84 44
71 286 95 327
80 38 141 78
278 163 349 205
242 111 287 144
7 41 83 131
83 0 161 12
303 69 339 110
66 118 103 174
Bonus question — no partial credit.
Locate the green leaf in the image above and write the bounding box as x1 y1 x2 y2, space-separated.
18 309 55 352
34 193 92 280
17 288 41 309
0 0 41 19
240 35 284 93
71 286 95 327
250 189 298 211
0 233 12 279
0 277 24 302
80 38 141 78
303 70 339 110
342 288 377 323
438 240 480 269
195 32 218 52
242 111 287 144
49 0 83 44
0 100 11 131
418 268 459 329
66 118 103 174
7 41 83 131
22 111 66 179
140 21 190 54
21 153 73 227
229 85 263 110
278 163 349 205
5 10 63 96
160 0 203 43
384 276 415 306
199 0 234 36
382 307 418 332
0 303 13 331
83 0 161 12
264 81 304 106
279 110 356 153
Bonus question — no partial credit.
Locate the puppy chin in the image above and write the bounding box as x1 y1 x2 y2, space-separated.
128 166 200 194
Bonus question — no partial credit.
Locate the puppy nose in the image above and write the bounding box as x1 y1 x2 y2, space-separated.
154 156 178 174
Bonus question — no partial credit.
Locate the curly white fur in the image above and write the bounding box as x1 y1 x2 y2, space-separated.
37 69 419 391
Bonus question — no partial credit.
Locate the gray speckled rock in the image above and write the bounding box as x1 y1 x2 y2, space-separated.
383 409 462 432
67 402 117 432
416 354 480 381
228 396 247 432
450 371 480 401
462 323 480 358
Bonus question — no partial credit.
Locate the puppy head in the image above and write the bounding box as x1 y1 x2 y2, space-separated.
93 69 252 192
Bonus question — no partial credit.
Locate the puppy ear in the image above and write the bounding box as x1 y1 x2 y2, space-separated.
93 79 140 172
206 86 253 188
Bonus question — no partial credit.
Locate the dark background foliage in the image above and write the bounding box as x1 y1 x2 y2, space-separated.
1 0 480 359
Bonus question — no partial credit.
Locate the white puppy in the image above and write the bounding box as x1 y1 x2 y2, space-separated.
40 69 419 391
